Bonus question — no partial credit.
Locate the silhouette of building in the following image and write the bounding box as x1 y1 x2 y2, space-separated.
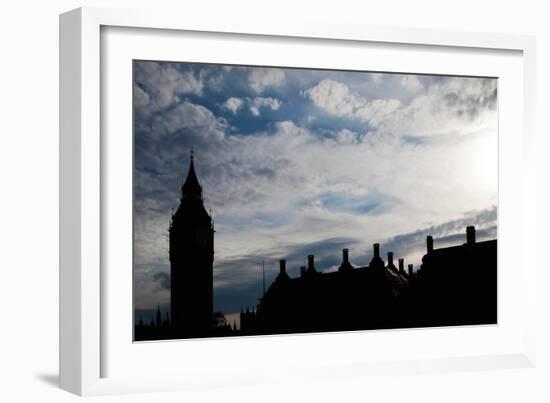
241 244 408 334
168 152 215 338
134 153 497 341
240 226 497 334
410 226 497 327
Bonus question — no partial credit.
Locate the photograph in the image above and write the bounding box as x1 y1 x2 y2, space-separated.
132 61 498 341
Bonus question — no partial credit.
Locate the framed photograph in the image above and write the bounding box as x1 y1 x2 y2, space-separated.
60 7 537 396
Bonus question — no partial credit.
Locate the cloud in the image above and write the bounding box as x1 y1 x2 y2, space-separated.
223 97 245 114
134 62 204 113
134 265 170 310
335 128 361 144
309 191 398 216
135 114 497 276
304 77 497 139
381 77 497 137
206 74 224 92
249 97 282 116
369 73 385 83
400 75 424 93
133 83 150 108
248 68 285 92
150 101 226 141
304 79 401 126
153 271 171 290
223 96 282 116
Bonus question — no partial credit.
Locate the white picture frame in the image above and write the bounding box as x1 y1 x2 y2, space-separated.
59 6 537 396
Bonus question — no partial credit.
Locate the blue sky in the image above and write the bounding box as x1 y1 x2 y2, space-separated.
133 61 498 323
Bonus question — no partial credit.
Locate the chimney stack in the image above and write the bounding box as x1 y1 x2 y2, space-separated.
398 258 404 273
338 248 353 272
279 259 286 274
466 226 476 245
387 252 394 267
342 248 349 263
427 236 434 253
307 255 315 271
373 243 380 258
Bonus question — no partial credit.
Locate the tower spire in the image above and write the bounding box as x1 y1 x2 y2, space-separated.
181 152 202 201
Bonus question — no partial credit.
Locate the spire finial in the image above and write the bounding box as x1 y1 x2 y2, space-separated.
180 148 203 201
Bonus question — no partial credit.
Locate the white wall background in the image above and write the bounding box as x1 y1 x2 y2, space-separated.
0 1 548 401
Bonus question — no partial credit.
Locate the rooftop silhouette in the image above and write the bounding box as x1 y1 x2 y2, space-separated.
135 155 497 341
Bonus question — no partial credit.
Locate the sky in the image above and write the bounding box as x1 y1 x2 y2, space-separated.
133 60 498 323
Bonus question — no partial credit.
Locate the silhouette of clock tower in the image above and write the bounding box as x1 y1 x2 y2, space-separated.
169 151 214 337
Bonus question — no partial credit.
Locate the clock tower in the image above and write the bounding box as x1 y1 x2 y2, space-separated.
169 153 214 337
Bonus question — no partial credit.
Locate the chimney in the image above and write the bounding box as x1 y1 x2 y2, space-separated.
373 243 380 258
300 266 306 277
307 255 315 270
342 248 349 263
466 226 476 245
427 236 433 253
408 264 414 278
387 252 394 267
398 258 404 273
279 259 286 274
